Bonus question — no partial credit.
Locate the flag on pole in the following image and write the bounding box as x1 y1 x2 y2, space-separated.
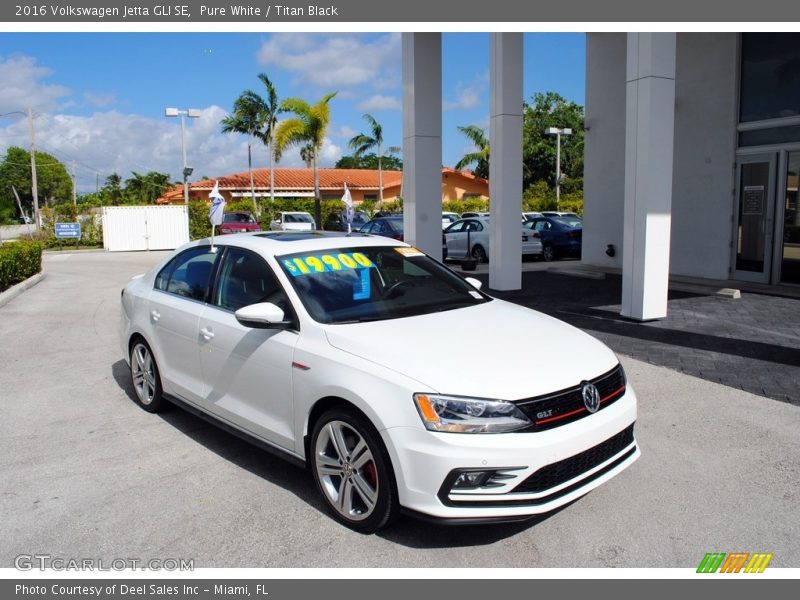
209 181 226 226
341 183 353 233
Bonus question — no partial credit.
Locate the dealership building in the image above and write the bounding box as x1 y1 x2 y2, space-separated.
401 32 800 320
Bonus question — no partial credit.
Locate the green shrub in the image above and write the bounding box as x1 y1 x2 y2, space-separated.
188 201 212 240
0 240 42 291
32 206 103 248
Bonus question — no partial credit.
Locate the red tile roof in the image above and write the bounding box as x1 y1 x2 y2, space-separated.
157 167 485 203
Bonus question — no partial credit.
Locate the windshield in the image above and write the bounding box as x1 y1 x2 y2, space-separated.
278 246 490 324
552 217 582 229
285 213 314 223
224 213 255 223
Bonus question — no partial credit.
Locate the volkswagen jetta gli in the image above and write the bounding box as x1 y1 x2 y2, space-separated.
120 231 639 532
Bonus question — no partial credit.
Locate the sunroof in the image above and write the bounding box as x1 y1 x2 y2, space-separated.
254 231 371 242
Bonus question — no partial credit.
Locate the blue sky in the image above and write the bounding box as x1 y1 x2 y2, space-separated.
0 33 585 193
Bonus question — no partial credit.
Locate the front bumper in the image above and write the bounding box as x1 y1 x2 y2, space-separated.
383 386 638 520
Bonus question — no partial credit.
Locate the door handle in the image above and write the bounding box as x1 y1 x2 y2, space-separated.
199 327 215 340
150 310 160 322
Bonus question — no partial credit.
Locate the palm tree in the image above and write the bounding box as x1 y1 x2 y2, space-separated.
220 92 263 215
273 92 337 228
299 144 314 168
348 114 400 207
253 74 280 205
454 125 490 180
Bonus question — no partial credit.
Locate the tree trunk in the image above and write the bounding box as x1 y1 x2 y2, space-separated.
378 142 383 208
248 142 257 216
313 154 321 230
268 139 275 205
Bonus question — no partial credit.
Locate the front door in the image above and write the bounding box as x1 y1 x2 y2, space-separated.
733 154 777 283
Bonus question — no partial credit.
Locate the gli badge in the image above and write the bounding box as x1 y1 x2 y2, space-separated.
582 382 601 413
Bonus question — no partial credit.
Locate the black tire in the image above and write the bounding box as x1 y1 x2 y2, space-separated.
471 244 488 263
543 244 556 262
129 339 167 413
310 407 399 533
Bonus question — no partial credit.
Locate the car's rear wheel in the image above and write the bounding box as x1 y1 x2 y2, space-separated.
471 244 488 263
129 339 167 413
310 408 399 533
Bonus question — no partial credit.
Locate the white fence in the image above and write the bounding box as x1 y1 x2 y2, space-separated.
102 205 189 252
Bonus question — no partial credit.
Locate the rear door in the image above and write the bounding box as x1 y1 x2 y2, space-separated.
148 246 219 402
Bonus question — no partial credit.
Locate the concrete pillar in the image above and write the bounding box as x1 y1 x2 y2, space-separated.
489 33 523 291
621 33 676 321
402 33 442 260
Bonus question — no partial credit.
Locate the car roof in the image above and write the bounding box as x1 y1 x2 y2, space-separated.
188 231 410 256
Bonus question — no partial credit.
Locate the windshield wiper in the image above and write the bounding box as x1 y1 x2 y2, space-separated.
332 315 387 324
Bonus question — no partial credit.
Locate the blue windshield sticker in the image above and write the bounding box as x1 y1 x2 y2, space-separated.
352 268 371 300
282 252 375 277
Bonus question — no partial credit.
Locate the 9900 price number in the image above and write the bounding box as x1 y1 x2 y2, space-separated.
283 252 374 277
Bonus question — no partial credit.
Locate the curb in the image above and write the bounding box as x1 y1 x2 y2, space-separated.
0 271 46 309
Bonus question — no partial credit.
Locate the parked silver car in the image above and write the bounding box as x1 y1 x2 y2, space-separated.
443 217 543 262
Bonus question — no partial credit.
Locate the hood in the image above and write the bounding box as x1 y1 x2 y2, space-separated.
324 299 619 400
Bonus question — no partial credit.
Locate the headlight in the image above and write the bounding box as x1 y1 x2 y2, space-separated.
413 393 531 433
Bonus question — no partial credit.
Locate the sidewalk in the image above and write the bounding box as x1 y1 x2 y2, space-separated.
462 261 800 407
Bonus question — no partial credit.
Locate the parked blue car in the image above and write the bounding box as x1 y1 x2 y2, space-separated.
523 216 582 261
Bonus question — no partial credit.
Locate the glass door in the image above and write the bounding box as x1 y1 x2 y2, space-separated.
780 152 800 285
733 154 777 283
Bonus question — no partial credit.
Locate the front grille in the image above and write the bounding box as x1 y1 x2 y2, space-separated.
515 364 626 432
513 424 635 494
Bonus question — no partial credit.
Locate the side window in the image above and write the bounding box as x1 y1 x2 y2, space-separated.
215 247 289 313
155 258 177 291
446 221 466 233
164 247 217 301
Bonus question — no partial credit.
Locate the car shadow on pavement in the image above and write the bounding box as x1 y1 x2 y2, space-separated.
111 359 559 546
111 359 324 511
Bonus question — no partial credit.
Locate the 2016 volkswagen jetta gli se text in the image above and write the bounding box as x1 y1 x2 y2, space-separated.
120 231 639 532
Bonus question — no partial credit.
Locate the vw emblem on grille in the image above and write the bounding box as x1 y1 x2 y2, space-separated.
582 383 601 413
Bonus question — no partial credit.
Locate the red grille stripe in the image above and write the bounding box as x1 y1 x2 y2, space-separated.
534 385 626 425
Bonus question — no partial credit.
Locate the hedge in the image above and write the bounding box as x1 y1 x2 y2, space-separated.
0 240 43 292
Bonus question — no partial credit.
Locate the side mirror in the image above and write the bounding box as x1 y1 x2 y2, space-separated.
235 302 292 329
464 277 482 290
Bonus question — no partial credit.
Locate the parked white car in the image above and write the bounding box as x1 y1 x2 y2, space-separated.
444 217 543 262
120 231 638 532
270 211 316 231
442 212 460 229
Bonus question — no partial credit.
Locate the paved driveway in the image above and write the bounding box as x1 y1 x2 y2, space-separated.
1 250 798 568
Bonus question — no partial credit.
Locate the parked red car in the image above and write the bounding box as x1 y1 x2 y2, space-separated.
219 212 261 234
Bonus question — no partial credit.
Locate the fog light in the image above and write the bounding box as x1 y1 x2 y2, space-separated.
452 471 492 489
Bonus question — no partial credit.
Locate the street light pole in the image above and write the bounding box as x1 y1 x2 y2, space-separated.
544 127 572 210
165 108 201 204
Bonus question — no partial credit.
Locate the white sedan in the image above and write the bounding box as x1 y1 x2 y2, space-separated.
444 217 543 262
120 231 638 532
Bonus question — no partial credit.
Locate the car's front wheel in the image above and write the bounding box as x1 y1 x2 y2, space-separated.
310 408 399 533
129 339 167 413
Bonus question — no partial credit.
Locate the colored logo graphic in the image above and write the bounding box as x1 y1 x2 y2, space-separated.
696 552 773 573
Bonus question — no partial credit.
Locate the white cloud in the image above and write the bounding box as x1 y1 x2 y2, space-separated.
330 124 357 140
0 105 262 192
443 84 484 111
257 33 401 90
83 91 116 108
0 54 70 114
357 94 402 112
